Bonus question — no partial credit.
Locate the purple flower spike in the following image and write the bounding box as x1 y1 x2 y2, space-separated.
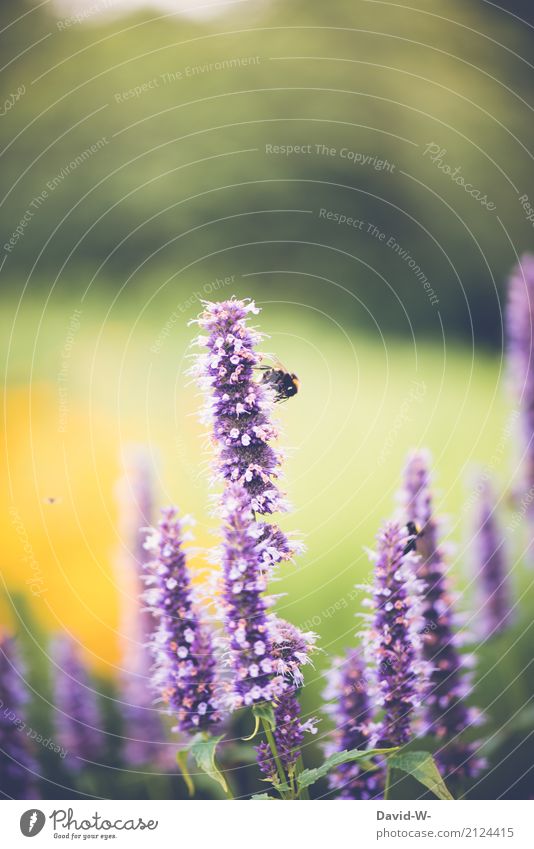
324 650 377 799
191 298 287 517
220 484 283 707
403 450 485 786
473 477 512 639
121 698 172 769
255 691 304 782
115 445 157 659
52 636 105 771
506 254 534 507
144 508 220 734
364 521 428 749
0 636 39 799
256 619 318 782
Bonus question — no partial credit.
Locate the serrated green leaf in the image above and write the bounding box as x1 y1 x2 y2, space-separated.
253 701 276 731
176 750 195 797
251 793 278 800
190 734 227 794
297 747 397 789
387 751 453 800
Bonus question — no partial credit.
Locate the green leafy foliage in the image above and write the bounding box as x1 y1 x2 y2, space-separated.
253 701 276 732
189 734 228 794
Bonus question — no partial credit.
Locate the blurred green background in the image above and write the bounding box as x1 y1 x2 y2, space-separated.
1 0 534 799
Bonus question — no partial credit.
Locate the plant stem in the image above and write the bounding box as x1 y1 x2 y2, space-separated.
261 717 290 799
176 750 195 798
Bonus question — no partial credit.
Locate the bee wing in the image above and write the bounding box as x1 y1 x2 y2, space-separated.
271 357 289 372
258 351 288 371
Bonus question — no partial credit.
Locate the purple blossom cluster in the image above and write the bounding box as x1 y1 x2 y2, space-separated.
0 637 39 799
115 448 175 767
192 299 303 711
191 297 288 517
403 451 485 785
255 691 304 783
506 254 534 507
256 619 318 782
324 650 377 799
473 477 511 639
143 507 220 733
52 636 105 771
363 521 428 749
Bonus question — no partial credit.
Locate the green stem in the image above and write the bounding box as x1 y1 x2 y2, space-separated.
384 763 392 801
295 755 310 800
288 768 296 798
261 718 290 799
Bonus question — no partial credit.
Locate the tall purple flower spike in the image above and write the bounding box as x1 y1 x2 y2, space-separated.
115 447 173 767
403 450 485 787
473 477 512 639
144 507 220 734
506 253 534 513
256 619 318 782
115 445 156 662
52 636 105 772
191 298 288 518
192 300 302 705
324 650 377 799
220 484 287 707
363 521 428 750
0 636 39 799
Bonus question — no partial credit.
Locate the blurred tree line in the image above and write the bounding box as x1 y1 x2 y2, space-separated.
1 0 534 346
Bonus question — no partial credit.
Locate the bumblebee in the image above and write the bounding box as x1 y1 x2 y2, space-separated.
403 520 423 555
260 363 300 402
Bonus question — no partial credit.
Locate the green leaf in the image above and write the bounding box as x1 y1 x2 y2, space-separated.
253 701 276 731
243 702 277 741
251 793 278 800
297 747 398 789
387 751 454 800
175 750 195 797
190 734 228 794
242 714 261 742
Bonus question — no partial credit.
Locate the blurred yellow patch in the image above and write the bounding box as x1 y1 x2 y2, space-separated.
1 383 121 671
